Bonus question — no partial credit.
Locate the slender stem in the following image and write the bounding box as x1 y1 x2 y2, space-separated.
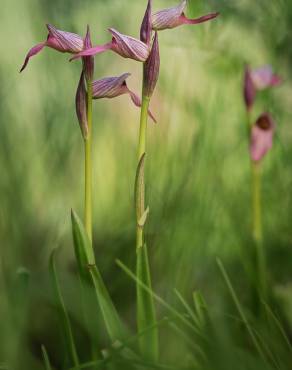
246 110 266 307
136 95 150 249
84 80 93 243
251 161 266 299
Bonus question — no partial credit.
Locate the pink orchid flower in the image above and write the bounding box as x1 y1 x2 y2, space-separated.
152 0 219 31
70 28 150 63
250 113 275 162
244 65 281 110
20 24 85 72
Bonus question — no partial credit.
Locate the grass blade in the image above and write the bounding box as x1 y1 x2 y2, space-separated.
41 345 52 370
216 258 267 362
50 249 79 368
71 210 126 342
136 244 158 361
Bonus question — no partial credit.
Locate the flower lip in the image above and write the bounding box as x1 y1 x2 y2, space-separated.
250 113 275 162
92 73 131 99
256 113 274 130
152 0 219 30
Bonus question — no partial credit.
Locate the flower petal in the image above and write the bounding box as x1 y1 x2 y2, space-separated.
69 43 112 61
46 24 84 53
140 0 152 45
109 28 150 62
129 91 157 123
143 32 160 98
152 0 187 30
179 12 219 25
250 113 275 162
20 42 46 72
92 73 131 99
251 65 282 90
75 71 88 139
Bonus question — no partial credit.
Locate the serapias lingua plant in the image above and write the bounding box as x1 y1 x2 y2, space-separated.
243 64 281 306
133 0 219 362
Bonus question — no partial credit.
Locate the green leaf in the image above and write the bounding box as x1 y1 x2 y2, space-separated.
41 345 52 370
71 210 126 342
216 258 267 363
136 244 158 361
49 249 79 368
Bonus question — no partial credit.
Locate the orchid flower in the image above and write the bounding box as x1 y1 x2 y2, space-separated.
92 73 156 122
70 28 150 63
20 24 85 72
244 65 281 110
152 0 219 31
250 113 275 162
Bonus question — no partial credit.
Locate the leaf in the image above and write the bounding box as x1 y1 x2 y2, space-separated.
216 258 267 363
136 244 158 361
71 210 127 342
41 345 52 370
135 153 146 229
49 249 79 368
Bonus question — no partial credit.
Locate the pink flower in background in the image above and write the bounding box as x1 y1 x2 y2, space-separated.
152 0 219 31
244 65 281 110
20 24 84 72
70 28 150 63
92 73 156 122
250 113 275 162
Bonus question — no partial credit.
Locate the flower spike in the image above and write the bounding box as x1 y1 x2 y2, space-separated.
20 24 84 72
143 32 160 98
75 71 88 139
140 0 152 45
70 29 150 63
250 113 275 162
152 0 219 31
92 73 156 122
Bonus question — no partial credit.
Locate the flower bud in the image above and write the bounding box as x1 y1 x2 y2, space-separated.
140 0 152 45
143 32 160 98
83 25 94 81
75 72 88 139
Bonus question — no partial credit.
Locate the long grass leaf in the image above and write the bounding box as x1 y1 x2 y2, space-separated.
71 210 126 342
136 244 159 361
216 258 267 362
49 249 79 368
41 345 52 370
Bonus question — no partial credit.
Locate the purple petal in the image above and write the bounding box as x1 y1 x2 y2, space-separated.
20 42 46 72
143 32 160 98
179 12 219 25
109 28 150 62
251 65 282 90
152 0 187 30
244 65 256 110
46 24 84 53
129 91 157 123
92 73 131 99
83 25 94 81
69 43 112 61
75 71 88 139
140 0 152 45
250 113 275 162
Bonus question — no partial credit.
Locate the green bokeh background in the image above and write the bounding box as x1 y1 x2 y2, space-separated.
1 0 292 369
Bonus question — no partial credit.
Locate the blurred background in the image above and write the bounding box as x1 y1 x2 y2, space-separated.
1 0 292 369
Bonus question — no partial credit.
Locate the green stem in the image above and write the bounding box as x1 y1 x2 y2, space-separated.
251 161 266 300
136 95 150 249
84 80 93 243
